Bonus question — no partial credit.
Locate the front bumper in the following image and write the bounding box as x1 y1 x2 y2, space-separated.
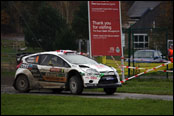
85 83 122 88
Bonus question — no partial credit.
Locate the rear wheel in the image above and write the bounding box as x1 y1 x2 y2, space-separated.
69 76 83 94
104 88 117 95
15 75 30 93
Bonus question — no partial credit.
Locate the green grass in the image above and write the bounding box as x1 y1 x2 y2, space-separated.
1 94 173 115
85 78 173 95
118 78 173 95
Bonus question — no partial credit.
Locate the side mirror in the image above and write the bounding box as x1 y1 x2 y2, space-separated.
162 55 166 59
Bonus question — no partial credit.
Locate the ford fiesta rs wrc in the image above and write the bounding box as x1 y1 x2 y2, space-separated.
13 50 122 95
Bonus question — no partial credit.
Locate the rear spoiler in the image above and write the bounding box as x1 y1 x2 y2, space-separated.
16 52 33 65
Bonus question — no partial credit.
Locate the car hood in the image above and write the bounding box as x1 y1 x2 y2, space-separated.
78 64 114 72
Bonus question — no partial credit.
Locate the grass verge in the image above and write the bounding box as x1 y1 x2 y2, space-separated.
85 78 173 95
1 94 173 115
118 78 173 95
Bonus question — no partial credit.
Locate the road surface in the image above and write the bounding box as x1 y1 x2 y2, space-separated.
1 85 173 101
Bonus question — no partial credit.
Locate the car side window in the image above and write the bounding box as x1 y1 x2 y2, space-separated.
157 51 162 58
154 51 159 58
39 54 70 67
55 56 64 67
51 55 70 67
40 54 51 65
26 55 39 64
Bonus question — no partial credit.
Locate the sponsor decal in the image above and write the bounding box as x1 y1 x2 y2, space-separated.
35 56 39 63
90 77 97 80
85 77 89 79
20 63 42 78
41 68 66 82
95 65 104 68
30 69 38 73
80 72 85 76
45 72 65 77
102 76 115 80
20 63 29 68
116 47 120 53
43 76 67 82
105 77 115 80
50 68 64 73
28 64 33 70
20 63 34 70
32 73 41 77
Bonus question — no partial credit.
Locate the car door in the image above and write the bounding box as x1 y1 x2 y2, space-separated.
38 54 70 83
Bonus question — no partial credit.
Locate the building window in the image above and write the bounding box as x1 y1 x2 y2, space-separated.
133 34 148 49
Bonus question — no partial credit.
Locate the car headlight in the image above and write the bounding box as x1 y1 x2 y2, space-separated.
112 67 117 72
111 67 119 75
86 68 100 75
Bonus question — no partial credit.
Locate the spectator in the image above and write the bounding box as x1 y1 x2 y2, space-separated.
168 44 173 63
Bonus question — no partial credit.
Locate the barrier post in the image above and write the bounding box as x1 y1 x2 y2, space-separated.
128 28 131 77
132 31 135 75
101 56 106 64
166 30 168 79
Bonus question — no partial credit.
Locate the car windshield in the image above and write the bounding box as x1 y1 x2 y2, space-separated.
134 51 154 58
60 54 99 65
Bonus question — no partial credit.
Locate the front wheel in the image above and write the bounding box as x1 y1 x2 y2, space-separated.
69 76 83 94
15 75 30 93
104 88 117 95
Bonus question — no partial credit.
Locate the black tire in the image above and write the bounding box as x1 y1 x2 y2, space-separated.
15 75 30 93
52 88 64 93
104 88 117 95
69 76 83 95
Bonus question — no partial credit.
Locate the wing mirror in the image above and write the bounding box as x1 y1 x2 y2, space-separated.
162 55 166 59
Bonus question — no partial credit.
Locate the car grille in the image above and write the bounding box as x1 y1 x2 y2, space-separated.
98 75 118 84
100 71 115 76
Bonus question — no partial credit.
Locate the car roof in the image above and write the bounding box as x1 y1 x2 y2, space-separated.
22 50 76 59
135 49 160 52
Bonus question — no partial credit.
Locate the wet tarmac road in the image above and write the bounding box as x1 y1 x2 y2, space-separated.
1 85 173 101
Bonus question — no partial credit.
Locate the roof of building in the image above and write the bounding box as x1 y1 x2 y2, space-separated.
128 1 161 18
131 3 161 30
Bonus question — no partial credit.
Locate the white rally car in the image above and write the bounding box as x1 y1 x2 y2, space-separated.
13 50 122 95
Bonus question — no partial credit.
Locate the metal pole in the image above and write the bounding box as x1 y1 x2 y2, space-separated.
88 1 92 58
79 39 82 52
87 40 90 56
132 31 135 75
166 29 168 79
128 28 131 77
119 1 125 81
